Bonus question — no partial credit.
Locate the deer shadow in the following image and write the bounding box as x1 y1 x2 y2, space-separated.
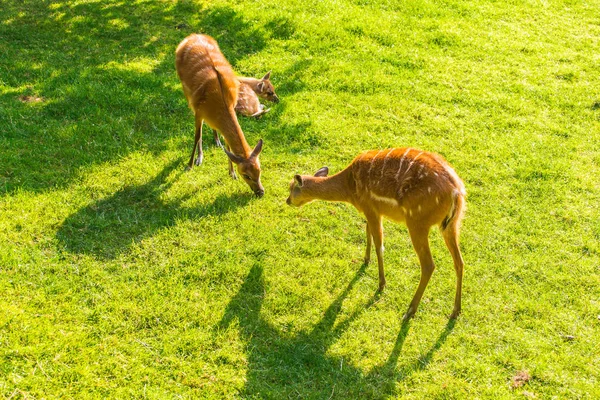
217 263 456 398
55 160 252 259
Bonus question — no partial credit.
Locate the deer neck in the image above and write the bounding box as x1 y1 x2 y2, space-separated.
302 168 354 204
237 77 261 93
220 108 252 157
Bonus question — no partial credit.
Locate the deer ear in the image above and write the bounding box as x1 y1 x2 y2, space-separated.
224 147 244 164
294 174 304 187
262 71 271 81
314 166 329 177
257 81 264 91
250 139 263 159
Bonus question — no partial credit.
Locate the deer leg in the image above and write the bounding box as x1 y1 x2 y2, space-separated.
187 120 203 170
366 213 385 291
251 106 270 118
442 225 464 319
194 120 204 166
225 143 237 180
364 223 372 264
404 224 435 320
213 128 223 148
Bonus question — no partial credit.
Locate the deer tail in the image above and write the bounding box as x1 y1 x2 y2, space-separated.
441 188 466 231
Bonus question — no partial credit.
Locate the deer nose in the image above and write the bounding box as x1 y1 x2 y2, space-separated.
286 197 291 205
273 95 280 103
255 189 265 198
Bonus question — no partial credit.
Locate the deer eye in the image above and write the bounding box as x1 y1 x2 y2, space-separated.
242 174 251 180
267 91 274 96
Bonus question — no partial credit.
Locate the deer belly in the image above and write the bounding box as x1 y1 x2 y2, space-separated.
367 192 406 222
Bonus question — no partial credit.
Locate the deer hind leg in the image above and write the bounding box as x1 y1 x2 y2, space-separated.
187 119 203 170
441 224 464 319
365 212 385 291
404 224 435 320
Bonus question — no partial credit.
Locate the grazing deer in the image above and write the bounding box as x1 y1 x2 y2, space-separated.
286 148 466 320
209 73 279 148
175 34 265 197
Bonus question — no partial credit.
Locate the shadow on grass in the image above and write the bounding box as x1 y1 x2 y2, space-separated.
56 160 252 259
0 1 307 194
218 263 456 398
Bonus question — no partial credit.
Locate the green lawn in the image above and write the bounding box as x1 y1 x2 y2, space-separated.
1 0 599 398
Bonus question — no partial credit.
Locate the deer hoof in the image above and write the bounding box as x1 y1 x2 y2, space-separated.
377 281 386 292
185 165 193 172
215 139 223 148
194 154 203 166
449 309 461 319
229 171 237 180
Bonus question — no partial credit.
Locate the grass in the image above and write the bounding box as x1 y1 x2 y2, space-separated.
1 0 599 398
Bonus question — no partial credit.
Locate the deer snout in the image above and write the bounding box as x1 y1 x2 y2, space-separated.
272 94 280 103
254 181 265 197
286 196 291 205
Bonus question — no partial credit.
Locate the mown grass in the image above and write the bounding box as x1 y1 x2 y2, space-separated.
1 0 599 398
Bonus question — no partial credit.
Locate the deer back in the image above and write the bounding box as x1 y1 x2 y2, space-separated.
350 148 465 223
175 34 243 143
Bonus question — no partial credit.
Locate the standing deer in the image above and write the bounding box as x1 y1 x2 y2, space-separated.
286 148 466 320
175 34 265 197
210 72 279 148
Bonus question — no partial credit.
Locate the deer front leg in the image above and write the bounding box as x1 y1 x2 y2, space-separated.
187 119 203 170
225 143 237 180
366 212 385 291
194 120 204 166
404 224 435 320
213 128 223 148
251 106 270 118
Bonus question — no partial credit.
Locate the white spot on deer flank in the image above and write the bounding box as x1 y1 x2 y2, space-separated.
409 209 413 217
436 196 440 205
418 205 422 212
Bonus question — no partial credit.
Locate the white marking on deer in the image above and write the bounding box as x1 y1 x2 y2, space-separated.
370 192 399 206
395 148 412 181
380 149 394 178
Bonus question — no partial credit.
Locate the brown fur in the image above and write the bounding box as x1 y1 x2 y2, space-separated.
235 72 279 118
287 148 466 319
175 34 264 196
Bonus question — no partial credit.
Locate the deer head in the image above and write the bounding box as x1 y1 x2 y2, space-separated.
286 167 329 206
224 139 265 197
256 71 279 103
